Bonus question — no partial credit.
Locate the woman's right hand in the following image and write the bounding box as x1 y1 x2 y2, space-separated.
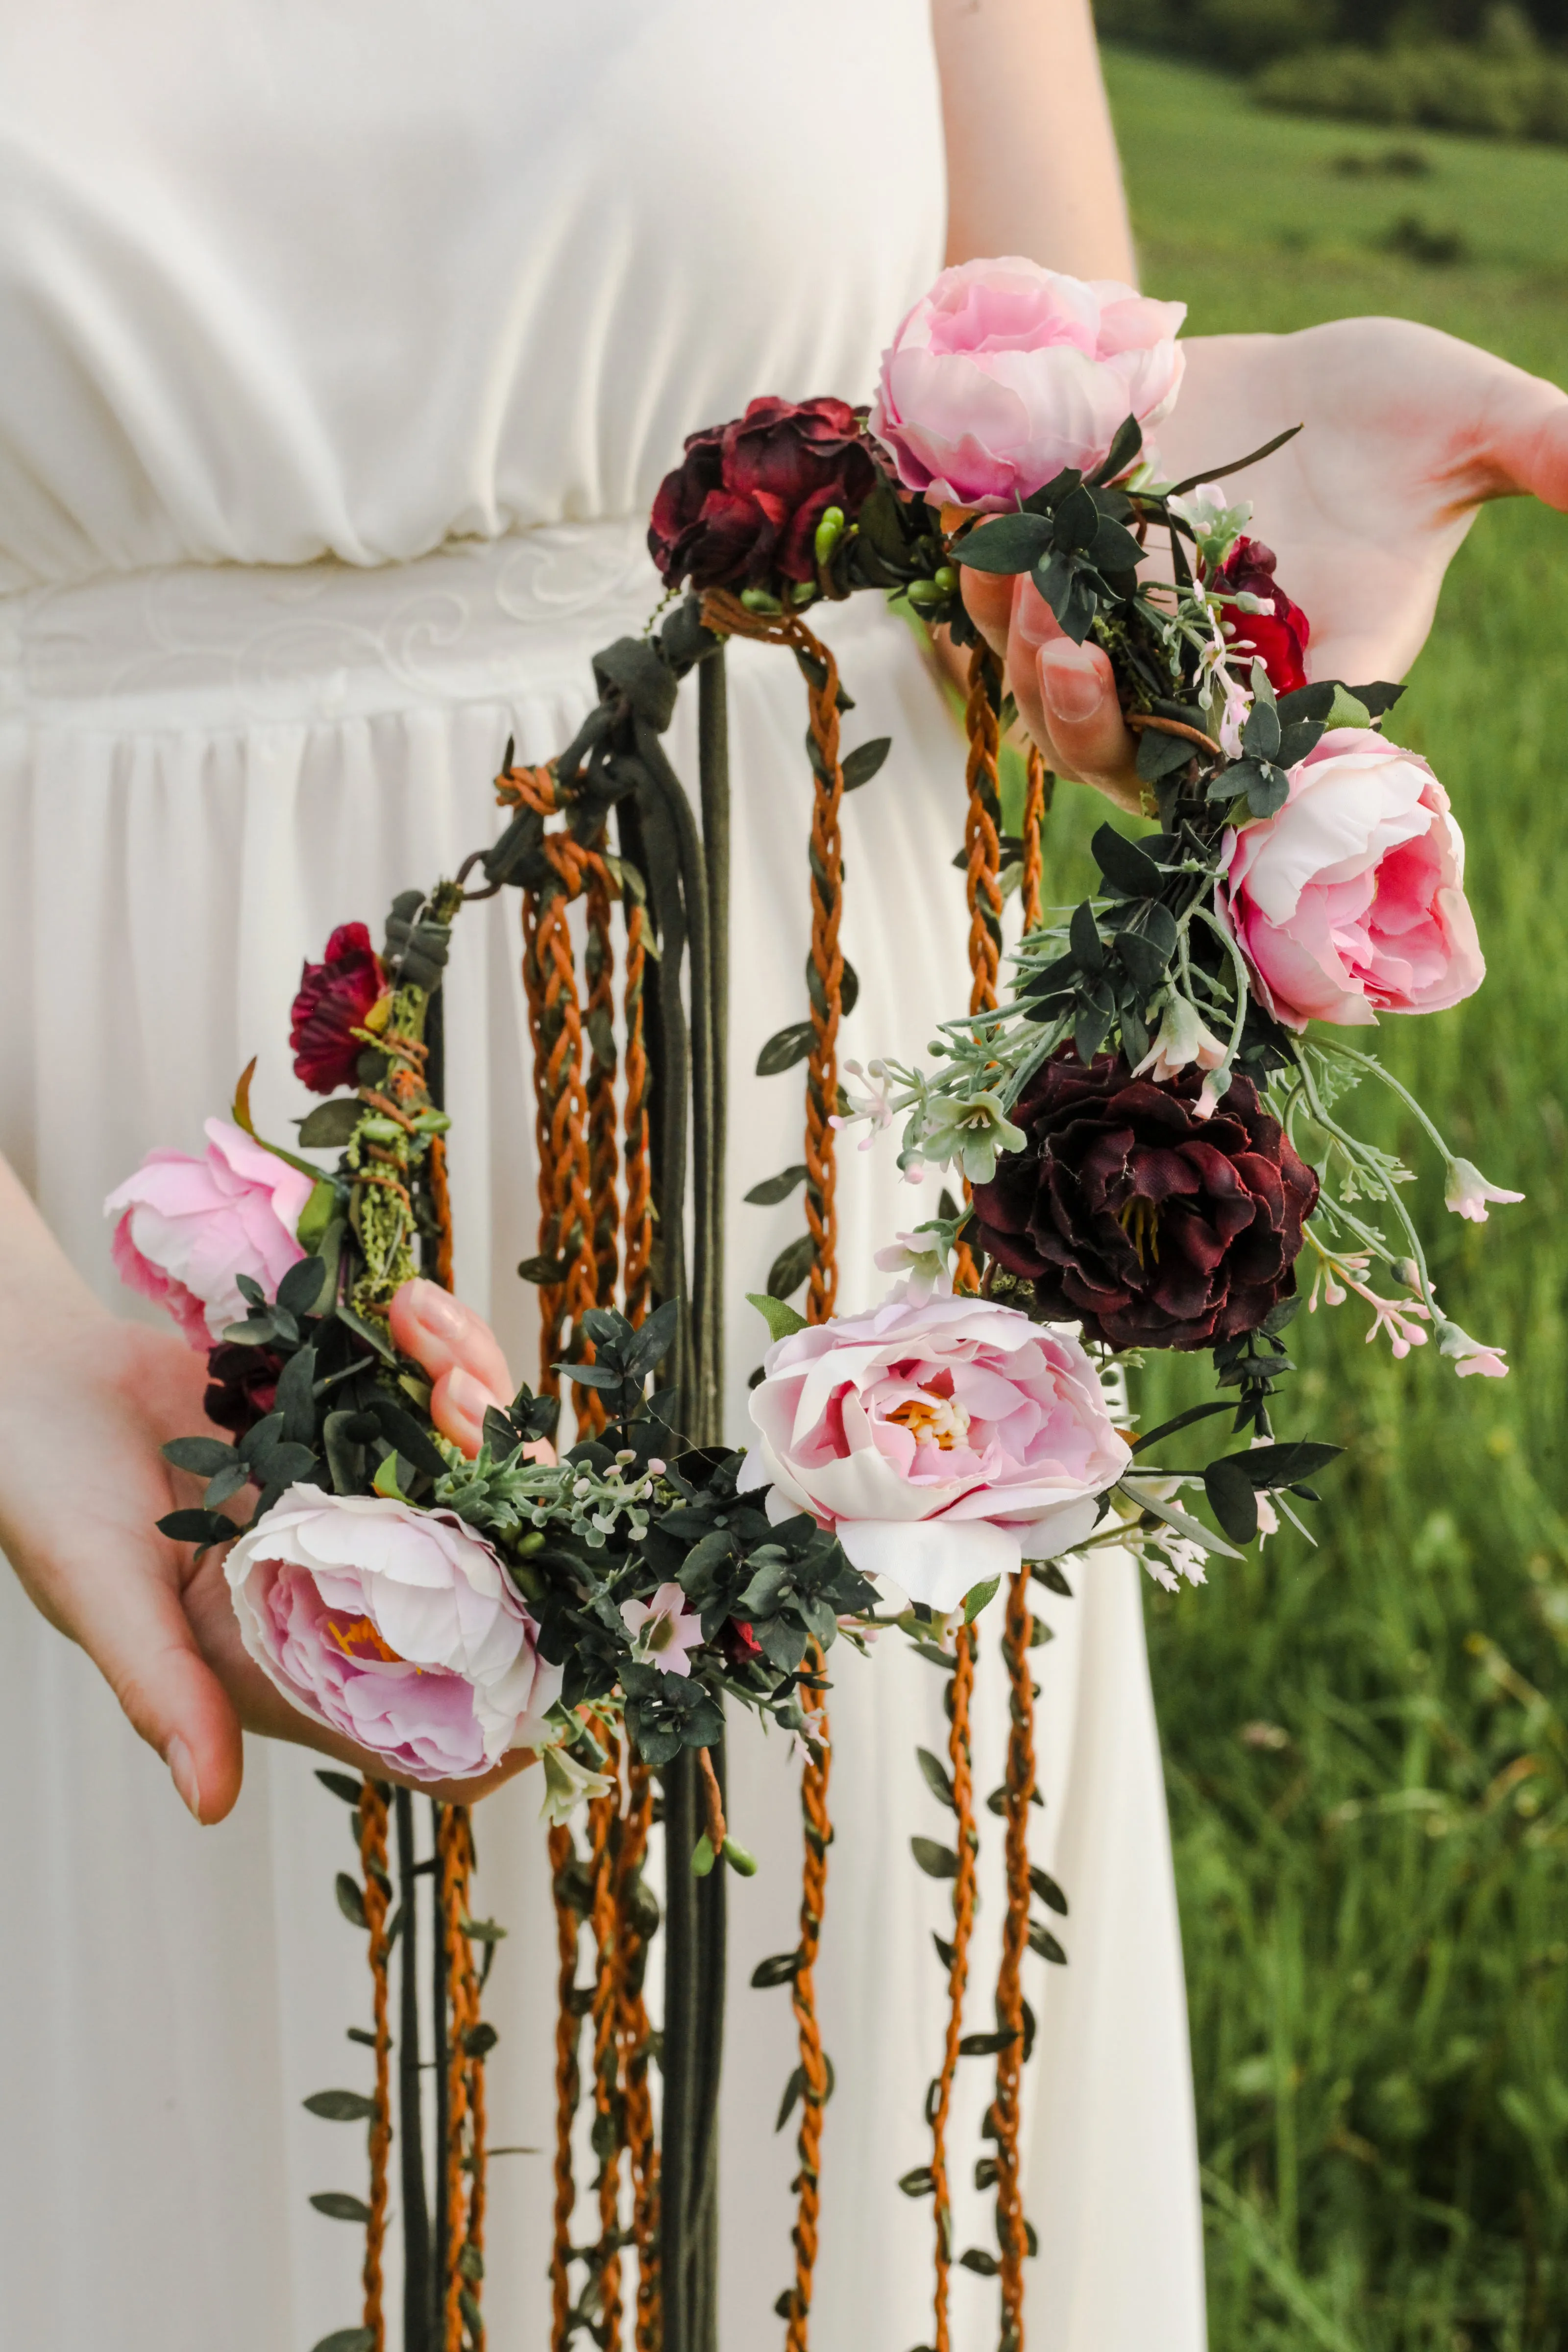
0 1158 533 1822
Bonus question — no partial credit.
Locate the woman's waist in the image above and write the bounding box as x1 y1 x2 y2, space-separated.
0 521 666 733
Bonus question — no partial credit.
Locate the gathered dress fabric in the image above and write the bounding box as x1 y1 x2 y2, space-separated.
0 5 1206 2347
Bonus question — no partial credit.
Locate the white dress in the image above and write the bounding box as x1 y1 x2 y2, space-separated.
0 6 1206 2348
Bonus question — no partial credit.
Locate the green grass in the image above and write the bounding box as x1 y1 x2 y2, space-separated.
1070 47 1568 2351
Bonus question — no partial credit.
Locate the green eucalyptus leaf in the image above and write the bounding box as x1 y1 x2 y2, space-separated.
745 1165 809 1208
841 736 891 791
911 1837 959 1881
747 1289 808 1345
303 2089 378 2122
766 1234 816 1302
308 2194 373 2226
756 1020 816 1078
161 1436 239 1478
955 513 1054 574
277 1254 330 1317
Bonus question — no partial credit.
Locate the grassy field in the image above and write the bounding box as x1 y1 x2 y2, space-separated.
1074 46 1568 2352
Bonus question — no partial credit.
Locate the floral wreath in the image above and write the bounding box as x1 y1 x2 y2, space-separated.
106 258 1517 2352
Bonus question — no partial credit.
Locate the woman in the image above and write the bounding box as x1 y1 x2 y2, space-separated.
1 3 1565 2347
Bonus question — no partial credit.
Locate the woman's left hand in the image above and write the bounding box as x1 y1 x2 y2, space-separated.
961 317 1568 810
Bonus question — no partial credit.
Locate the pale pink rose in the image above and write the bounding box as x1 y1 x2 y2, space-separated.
105 1119 314 1348
621 1582 705 1678
226 1487 562 1782
1217 731 1485 1031
870 257 1186 512
740 1289 1130 1612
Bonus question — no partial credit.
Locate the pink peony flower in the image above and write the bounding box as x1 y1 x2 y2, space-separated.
870 258 1186 513
621 1582 706 1678
226 1487 563 1782
1217 730 1485 1031
740 1289 1130 1612
105 1119 314 1348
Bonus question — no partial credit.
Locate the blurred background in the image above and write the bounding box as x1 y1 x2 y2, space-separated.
1068 10 1568 2346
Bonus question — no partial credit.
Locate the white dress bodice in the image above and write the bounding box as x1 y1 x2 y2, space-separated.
0 0 944 589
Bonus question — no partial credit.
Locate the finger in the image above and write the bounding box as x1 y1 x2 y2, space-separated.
65 1553 245 1823
430 1363 508 1459
1007 580 1144 814
959 564 1013 662
1480 365 1568 512
391 1277 513 1398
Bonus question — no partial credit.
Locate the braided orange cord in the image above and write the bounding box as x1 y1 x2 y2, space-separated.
698 593 842 2345
963 644 1004 1016
699 593 845 1322
784 1652 832 2352
615 1762 661 2350
460 1839 489 2326
1021 747 1051 938
427 1132 456 1291
440 1805 475 2352
928 1627 979 2352
993 1568 1037 2350
588 1741 625 2352
358 1781 392 2352
586 866 621 1308
521 880 603 1430
548 1822 581 2352
621 897 654 1330
955 645 1005 1296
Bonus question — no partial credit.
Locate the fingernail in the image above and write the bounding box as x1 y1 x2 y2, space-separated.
403 1278 468 1342
439 1366 500 1458
167 1736 202 1822
1039 642 1105 724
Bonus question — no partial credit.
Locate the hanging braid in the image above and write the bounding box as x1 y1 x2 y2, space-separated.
548 1821 583 2352
588 1740 626 2352
954 644 1004 1295
992 1566 1037 2350
926 1626 978 2352
358 1781 393 2352
1021 746 1051 937
616 1761 661 2349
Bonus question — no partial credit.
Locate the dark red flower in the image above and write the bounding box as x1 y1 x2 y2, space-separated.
289 922 386 1095
1213 537 1310 696
970 1050 1318 1352
648 396 882 593
718 1617 764 1670
203 1341 286 1436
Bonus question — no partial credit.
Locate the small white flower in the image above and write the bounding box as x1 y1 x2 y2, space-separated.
1435 1320 1509 1380
621 1581 706 1676
539 1741 615 1827
1169 483 1253 570
1133 995 1227 1090
831 1060 896 1150
874 1229 953 1304
1444 1157 1524 1225
919 1090 1027 1186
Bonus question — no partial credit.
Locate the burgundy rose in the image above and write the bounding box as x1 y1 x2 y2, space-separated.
1214 536 1310 696
289 921 387 1095
970 1051 1319 1352
203 1341 286 1436
648 396 882 593
718 1617 764 1670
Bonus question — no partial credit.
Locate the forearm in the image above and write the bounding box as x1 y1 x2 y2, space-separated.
933 0 1135 282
